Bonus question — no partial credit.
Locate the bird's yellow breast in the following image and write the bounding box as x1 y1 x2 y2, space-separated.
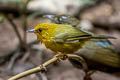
43 39 83 53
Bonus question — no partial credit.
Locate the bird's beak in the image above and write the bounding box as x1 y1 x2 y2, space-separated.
27 29 36 33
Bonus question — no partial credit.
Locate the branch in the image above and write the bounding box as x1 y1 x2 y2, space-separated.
22 17 27 46
4 15 23 46
22 0 32 45
8 54 60 80
8 54 87 80
67 54 88 71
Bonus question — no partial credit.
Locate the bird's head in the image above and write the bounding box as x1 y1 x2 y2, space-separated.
27 23 57 40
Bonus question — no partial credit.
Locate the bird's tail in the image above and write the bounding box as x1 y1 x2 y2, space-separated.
92 35 116 39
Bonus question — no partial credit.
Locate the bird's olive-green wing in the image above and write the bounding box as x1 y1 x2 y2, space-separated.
54 33 91 43
53 28 90 43
54 27 116 43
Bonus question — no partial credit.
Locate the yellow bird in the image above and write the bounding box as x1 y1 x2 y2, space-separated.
27 23 117 80
35 15 119 80
45 15 120 71
28 23 115 54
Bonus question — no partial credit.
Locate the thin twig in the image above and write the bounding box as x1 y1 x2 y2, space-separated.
39 73 48 80
22 0 31 45
22 17 27 45
35 73 42 80
20 50 30 63
7 48 21 70
8 54 87 80
8 54 59 80
5 15 23 46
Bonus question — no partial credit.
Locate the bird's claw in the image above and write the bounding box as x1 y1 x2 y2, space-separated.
55 54 68 62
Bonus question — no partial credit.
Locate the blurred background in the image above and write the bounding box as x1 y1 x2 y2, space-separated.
0 0 120 80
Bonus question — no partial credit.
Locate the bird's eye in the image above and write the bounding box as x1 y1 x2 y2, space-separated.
37 29 43 33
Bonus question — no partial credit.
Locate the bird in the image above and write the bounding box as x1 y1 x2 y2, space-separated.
27 23 115 54
71 39 120 71
42 15 120 80
46 15 119 69
27 22 117 80
43 14 80 27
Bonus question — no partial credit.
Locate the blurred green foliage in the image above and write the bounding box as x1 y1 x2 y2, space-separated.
74 0 97 5
0 15 4 23
0 0 23 2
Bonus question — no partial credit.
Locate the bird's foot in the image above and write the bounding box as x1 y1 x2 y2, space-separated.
55 54 68 62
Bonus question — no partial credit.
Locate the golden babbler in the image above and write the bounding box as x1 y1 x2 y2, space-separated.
43 14 79 27
43 15 120 79
43 15 120 71
28 20 117 80
28 23 115 54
